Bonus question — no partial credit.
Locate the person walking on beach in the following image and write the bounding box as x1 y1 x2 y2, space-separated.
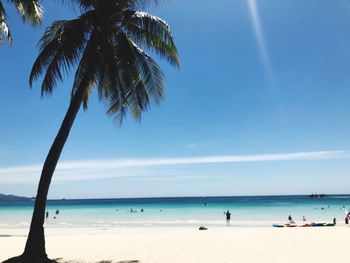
225 210 231 225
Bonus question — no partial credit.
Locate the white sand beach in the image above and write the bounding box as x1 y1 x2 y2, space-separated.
1 226 349 263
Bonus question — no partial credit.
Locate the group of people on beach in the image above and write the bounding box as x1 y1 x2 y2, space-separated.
130 208 144 213
288 213 346 225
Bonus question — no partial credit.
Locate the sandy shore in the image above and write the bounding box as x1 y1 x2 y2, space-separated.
1 226 349 263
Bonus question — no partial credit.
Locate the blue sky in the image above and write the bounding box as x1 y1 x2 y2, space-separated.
1 0 350 198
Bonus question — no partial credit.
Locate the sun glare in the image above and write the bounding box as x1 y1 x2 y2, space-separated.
247 0 273 83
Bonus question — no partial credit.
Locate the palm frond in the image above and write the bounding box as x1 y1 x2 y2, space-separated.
59 0 94 11
0 1 12 44
59 0 163 11
115 31 161 120
71 33 101 109
100 62 128 124
128 37 165 103
92 36 128 123
74 60 97 110
82 32 131 123
130 0 167 9
122 10 179 67
30 18 89 95
10 0 43 26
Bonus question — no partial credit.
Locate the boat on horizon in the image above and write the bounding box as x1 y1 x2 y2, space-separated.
308 193 327 198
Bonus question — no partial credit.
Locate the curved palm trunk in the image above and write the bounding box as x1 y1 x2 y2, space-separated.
21 83 87 261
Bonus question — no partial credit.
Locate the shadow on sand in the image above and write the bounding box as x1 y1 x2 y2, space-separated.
2 256 139 263
56 260 139 263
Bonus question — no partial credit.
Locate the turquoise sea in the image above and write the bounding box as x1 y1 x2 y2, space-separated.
1 195 349 228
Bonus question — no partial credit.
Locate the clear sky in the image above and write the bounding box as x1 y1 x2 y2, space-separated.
1 0 350 199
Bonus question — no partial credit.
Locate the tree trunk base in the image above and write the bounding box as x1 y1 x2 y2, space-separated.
2 254 57 263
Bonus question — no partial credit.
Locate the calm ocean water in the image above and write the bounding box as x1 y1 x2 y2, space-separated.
1 195 350 228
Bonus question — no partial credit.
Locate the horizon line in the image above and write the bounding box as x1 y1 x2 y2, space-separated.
3 193 350 201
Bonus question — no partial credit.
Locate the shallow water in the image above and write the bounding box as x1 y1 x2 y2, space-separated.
0 195 349 228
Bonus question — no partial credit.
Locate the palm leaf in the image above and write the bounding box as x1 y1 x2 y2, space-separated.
115 31 159 120
122 10 179 67
0 1 12 44
71 32 102 109
93 36 128 123
10 0 43 26
131 0 167 9
128 37 165 103
30 18 89 95
62 0 166 12
59 0 94 11
72 54 98 110
101 63 129 124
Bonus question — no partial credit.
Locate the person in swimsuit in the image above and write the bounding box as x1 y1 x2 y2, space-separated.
225 210 231 225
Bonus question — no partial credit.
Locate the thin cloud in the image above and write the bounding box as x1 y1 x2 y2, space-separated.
0 150 347 183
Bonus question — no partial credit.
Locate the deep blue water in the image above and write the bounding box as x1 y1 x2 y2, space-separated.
2 195 350 207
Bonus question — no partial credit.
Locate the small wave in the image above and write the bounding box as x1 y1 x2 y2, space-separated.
16 222 30 226
58 222 72 226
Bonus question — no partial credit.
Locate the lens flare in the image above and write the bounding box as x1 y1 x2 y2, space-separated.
247 0 273 83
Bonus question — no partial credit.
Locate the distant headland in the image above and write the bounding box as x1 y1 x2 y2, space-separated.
0 193 32 201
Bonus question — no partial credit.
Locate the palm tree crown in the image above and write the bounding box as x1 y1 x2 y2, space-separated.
0 0 43 44
30 0 179 123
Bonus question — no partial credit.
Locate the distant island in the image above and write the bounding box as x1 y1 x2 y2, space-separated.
0 193 32 201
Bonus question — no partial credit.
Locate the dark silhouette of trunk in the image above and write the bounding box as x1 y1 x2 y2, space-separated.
3 35 98 263
20 82 88 261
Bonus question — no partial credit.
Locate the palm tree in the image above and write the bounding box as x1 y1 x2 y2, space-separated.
4 0 179 262
0 0 43 44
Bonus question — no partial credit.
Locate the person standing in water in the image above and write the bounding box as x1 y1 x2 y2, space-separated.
288 215 295 224
225 210 231 225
